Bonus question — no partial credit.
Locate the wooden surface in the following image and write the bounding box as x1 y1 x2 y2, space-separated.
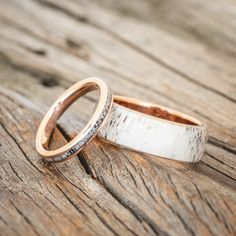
0 0 236 235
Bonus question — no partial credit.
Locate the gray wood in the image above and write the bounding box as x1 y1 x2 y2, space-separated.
0 0 235 235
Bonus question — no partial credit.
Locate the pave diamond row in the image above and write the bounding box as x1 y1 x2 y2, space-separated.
48 91 113 162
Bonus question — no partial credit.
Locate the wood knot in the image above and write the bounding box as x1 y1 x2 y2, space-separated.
66 39 90 60
27 47 47 56
77 15 88 23
32 49 47 56
40 77 59 87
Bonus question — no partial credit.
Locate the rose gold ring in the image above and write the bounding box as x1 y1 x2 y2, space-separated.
99 96 208 162
36 78 113 162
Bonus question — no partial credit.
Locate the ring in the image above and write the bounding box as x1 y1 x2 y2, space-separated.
99 96 208 162
36 78 113 162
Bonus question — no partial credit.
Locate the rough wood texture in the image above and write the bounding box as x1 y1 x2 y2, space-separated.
0 0 235 235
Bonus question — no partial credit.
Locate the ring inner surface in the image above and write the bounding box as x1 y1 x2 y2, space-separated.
44 83 99 149
115 100 199 126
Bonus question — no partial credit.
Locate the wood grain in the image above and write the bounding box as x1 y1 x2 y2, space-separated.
0 0 235 235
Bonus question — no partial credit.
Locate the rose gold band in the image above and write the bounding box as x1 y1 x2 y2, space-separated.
35 78 113 162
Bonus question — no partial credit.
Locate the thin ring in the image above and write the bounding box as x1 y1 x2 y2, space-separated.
36 78 113 162
99 96 208 162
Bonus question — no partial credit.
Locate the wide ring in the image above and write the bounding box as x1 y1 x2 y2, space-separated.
36 78 113 162
99 96 208 162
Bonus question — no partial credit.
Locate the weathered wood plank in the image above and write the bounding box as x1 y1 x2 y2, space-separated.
1 80 236 236
0 88 156 236
1 44 235 180
0 0 235 129
1 59 236 181
0 0 235 177
0 0 236 235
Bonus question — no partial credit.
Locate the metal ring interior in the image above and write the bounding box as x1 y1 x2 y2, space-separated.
35 78 113 162
114 96 202 127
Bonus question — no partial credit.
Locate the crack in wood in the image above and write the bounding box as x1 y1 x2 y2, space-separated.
55 184 102 236
0 1 236 235
8 161 23 182
10 200 41 236
56 124 94 176
99 177 170 236
208 137 236 155
0 122 45 176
